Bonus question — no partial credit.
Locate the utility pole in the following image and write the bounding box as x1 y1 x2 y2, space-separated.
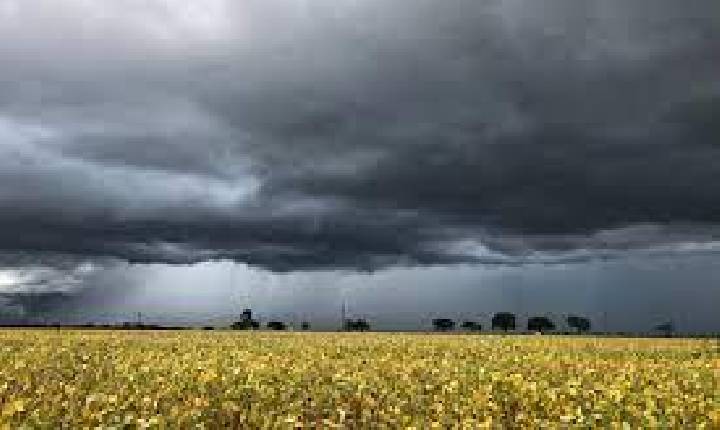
602 311 608 335
341 299 347 331
137 312 142 327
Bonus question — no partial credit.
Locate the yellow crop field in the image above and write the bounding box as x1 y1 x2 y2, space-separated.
0 330 717 428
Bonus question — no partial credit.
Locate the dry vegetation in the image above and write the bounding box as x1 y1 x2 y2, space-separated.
0 330 717 428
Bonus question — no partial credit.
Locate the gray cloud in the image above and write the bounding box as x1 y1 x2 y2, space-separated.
0 0 719 277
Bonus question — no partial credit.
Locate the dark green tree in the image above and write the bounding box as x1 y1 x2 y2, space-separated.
267 321 287 330
566 315 591 334
527 316 556 333
345 319 370 332
460 321 481 331
654 321 675 337
231 308 259 330
491 312 516 331
432 318 456 331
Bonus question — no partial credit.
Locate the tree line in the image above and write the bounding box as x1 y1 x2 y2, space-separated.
230 309 594 334
431 313 591 334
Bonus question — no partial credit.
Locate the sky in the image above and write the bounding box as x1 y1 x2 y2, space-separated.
0 0 718 332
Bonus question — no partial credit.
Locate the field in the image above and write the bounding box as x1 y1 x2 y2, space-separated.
0 330 717 428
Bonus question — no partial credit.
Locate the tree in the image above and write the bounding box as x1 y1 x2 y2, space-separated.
345 319 370 332
432 318 456 331
492 312 516 331
527 316 555 333
356 319 370 332
231 319 259 330
461 321 481 331
566 315 591 334
300 321 310 331
231 308 259 330
267 321 286 331
654 321 675 337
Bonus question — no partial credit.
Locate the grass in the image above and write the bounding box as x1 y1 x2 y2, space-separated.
0 330 717 428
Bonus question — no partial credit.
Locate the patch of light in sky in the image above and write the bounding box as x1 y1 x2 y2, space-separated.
0 271 21 288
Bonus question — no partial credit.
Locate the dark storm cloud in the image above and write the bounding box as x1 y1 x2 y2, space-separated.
283 133 720 236
0 292 73 323
0 208 462 270
0 0 719 274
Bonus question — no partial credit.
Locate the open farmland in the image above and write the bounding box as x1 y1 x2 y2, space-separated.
0 330 717 428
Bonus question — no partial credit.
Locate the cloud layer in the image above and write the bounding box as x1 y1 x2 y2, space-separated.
1 0 719 274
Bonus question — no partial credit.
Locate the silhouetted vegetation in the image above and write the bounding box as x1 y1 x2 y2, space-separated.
231 309 259 330
566 315 591 334
432 318 456 331
655 321 675 337
344 319 370 332
527 316 555 333
461 321 482 331
267 321 287 331
6 308 716 339
492 312 516 331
